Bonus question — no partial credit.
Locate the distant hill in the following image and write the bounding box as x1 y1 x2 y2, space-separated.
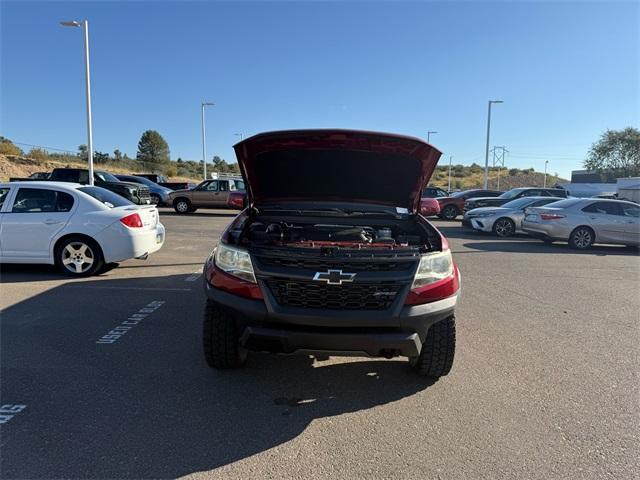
429 163 567 191
1 153 567 191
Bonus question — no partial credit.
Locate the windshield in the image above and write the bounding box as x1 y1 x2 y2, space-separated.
451 191 470 198
499 189 525 200
128 176 155 186
78 186 133 208
501 197 537 209
540 198 581 209
95 171 120 183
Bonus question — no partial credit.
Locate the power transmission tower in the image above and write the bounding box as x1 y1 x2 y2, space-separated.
490 146 508 190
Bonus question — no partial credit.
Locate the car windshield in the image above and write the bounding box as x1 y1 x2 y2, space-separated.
499 189 526 200
95 171 120 182
501 197 536 209
128 176 155 186
78 186 133 208
451 190 471 198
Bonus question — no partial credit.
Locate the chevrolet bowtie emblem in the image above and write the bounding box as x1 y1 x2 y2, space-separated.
313 269 356 285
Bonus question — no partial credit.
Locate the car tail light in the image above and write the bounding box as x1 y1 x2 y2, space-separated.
120 213 143 228
540 213 565 220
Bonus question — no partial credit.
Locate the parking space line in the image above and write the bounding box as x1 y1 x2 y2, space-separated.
184 271 202 282
96 300 165 344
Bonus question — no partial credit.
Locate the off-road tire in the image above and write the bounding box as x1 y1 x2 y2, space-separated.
203 301 247 369
411 316 456 378
441 205 459 221
173 198 191 214
569 226 594 250
150 193 161 205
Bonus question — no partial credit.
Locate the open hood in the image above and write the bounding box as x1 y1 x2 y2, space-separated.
234 129 442 213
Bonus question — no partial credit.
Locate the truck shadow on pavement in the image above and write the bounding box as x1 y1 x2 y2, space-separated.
1 273 435 479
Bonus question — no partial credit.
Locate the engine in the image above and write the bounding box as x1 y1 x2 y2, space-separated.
246 221 423 248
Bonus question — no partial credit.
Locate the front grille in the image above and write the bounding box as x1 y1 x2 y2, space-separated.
137 187 151 202
257 256 413 272
267 279 403 310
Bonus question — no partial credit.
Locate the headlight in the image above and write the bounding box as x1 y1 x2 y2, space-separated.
412 250 454 289
214 243 256 283
472 212 495 218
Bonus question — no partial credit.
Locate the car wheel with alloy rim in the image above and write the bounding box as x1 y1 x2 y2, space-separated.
174 198 191 214
56 236 104 277
493 217 515 237
569 226 594 249
441 205 459 220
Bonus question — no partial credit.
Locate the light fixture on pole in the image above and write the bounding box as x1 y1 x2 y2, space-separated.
544 160 549 188
427 131 438 144
483 100 503 189
201 102 214 180
61 20 94 186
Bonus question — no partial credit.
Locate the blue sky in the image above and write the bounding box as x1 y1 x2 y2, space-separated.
1 1 638 178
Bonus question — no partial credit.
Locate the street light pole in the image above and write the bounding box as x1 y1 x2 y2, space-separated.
427 131 438 144
234 133 243 141
61 20 94 186
201 102 214 180
448 155 453 193
544 160 549 188
483 100 503 189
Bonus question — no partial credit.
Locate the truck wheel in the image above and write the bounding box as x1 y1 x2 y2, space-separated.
55 236 104 277
203 301 248 369
441 205 459 220
410 316 455 379
150 193 161 205
173 198 191 214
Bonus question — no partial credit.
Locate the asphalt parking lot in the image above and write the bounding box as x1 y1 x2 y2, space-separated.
1 209 639 479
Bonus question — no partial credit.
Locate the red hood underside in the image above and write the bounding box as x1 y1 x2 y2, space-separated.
233 129 442 213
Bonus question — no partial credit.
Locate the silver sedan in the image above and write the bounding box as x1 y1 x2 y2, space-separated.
522 198 640 249
464 196 563 237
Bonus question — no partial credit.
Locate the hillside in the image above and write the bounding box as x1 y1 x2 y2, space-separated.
0 154 567 191
0 154 197 183
429 163 567 190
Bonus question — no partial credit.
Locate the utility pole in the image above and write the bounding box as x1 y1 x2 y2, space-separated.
490 146 508 190
483 100 504 189
448 155 453 193
61 20 94 185
544 160 549 188
201 102 214 180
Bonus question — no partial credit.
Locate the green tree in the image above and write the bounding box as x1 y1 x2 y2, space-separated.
113 149 123 161
78 144 88 161
0 137 22 155
94 151 110 162
584 127 640 177
136 130 170 165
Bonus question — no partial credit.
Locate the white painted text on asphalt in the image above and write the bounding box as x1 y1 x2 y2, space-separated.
96 300 165 344
0 404 27 424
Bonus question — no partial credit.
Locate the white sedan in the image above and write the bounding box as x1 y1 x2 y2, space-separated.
0 182 165 276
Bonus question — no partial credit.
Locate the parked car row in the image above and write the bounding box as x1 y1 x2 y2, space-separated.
461 195 639 249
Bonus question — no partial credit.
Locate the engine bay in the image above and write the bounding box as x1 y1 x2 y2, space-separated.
239 218 435 251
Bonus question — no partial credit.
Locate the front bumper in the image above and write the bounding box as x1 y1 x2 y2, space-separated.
204 281 457 357
468 217 494 232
